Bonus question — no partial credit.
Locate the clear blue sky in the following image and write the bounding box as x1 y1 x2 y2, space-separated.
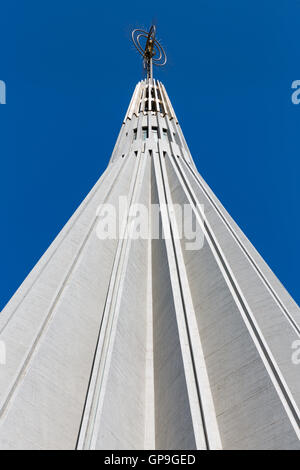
0 0 299 309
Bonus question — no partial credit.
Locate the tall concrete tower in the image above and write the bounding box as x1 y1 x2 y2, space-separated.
0 27 299 450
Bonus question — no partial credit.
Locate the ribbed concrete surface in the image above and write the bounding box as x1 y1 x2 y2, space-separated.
0 80 299 449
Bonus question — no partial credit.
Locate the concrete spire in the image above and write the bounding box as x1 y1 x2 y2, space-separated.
0 80 299 450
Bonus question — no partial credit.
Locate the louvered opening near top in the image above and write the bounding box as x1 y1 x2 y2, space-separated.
125 79 177 121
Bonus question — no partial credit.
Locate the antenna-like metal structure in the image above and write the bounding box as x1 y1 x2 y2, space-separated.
132 25 167 80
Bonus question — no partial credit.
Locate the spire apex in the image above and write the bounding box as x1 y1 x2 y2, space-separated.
132 25 167 79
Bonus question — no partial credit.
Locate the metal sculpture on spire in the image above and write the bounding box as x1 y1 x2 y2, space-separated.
132 25 167 80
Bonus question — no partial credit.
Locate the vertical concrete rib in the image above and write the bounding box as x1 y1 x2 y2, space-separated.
144 179 155 449
159 153 222 449
152 151 207 449
76 153 144 449
165 152 300 447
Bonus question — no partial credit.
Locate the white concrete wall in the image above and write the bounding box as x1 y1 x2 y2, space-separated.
0 79 299 450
